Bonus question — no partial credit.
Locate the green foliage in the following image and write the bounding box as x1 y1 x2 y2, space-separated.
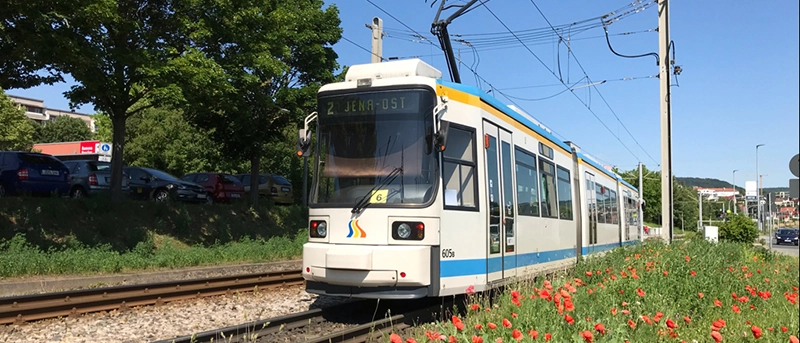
0 196 308 277
92 113 113 142
33 115 92 143
719 212 759 243
0 88 36 151
616 165 700 230
124 107 221 177
401 240 800 343
677 177 739 192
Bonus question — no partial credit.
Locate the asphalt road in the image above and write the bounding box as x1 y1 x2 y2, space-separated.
760 235 800 257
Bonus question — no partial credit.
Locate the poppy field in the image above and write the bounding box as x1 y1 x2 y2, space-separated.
389 239 799 342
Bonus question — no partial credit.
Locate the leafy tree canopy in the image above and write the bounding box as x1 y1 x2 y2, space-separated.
0 88 35 151
34 115 92 144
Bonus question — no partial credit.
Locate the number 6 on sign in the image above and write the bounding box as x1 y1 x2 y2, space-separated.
369 189 388 203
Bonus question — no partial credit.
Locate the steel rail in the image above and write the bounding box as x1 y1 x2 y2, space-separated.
0 269 303 325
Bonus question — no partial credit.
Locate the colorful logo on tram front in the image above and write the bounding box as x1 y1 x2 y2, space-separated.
347 220 367 238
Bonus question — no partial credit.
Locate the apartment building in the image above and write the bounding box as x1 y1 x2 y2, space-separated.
6 94 96 133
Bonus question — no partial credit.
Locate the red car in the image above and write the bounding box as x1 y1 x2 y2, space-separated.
180 172 244 203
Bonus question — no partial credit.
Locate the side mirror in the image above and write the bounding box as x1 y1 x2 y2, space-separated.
434 120 450 152
297 129 312 157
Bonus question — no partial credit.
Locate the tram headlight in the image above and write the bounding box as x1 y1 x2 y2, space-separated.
310 220 327 238
397 223 411 239
392 221 425 241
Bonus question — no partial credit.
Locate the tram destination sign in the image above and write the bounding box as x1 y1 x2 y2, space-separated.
320 90 425 116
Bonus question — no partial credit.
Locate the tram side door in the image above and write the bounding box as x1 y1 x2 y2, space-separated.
483 121 516 282
585 172 598 251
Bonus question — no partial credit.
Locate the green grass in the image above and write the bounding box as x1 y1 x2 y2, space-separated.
394 239 800 342
0 196 308 278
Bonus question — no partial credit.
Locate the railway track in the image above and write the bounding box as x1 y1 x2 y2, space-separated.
154 297 457 343
0 269 303 325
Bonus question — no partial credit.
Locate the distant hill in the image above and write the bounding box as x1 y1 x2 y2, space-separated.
677 177 789 195
677 177 739 190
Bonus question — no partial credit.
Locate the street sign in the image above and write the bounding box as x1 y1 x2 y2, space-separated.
745 180 757 200
790 154 800 177
791 178 799 198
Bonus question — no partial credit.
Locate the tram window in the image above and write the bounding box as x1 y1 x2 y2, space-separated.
514 147 540 216
539 160 557 218
442 125 477 209
609 190 618 224
596 186 606 224
556 166 573 220
538 143 554 160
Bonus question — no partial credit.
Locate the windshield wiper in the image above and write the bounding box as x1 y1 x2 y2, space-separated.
351 166 403 214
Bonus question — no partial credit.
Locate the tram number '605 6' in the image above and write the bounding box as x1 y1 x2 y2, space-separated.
441 248 456 259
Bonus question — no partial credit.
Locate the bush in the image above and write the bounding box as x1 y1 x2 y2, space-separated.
719 212 759 243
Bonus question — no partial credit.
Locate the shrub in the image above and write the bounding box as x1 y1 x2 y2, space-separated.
718 212 759 244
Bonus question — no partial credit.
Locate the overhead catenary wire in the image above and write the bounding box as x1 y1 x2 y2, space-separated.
481 1 643 163
341 36 386 62
528 0 659 166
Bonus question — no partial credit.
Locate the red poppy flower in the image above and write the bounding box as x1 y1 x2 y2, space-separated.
474 324 483 330
714 299 722 307
564 314 575 325
782 327 789 332
732 304 741 313
528 330 538 339
594 323 606 334
425 331 440 341
628 319 636 329
496 338 503 343
581 330 593 342
511 290 521 299
637 288 646 297
449 336 456 343
406 338 417 343
511 297 521 307
390 333 403 343
711 331 723 342
471 304 480 311
488 323 497 330
472 336 483 343
684 315 691 324
611 308 618 315
565 299 575 312
511 329 522 341
667 319 678 329
698 292 705 298
685 255 690 262
622 309 630 315
789 335 799 343
503 318 512 328
465 285 476 295
663 270 669 276
751 325 762 339
641 315 653 325
512 312 518 318
654 312 664 322
586 271 593 276
690 270 697 276
545 333 552 342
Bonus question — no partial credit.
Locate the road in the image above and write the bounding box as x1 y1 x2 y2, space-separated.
760 235 799 257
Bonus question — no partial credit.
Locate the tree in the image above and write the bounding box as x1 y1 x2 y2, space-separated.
616 164 700 230
34 115 92 143
0 1 63 89
175 0 342 206
93 114 113 142
0 88 35 151
124 107 221 177
1 1 187 202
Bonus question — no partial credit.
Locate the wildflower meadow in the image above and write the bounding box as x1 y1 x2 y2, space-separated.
390 239 799 343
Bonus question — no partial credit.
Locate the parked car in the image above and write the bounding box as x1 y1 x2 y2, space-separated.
774 228 799 246
180 172 244 203
0 151 70 197
62 160 130 198
123 166 208 203
235 173 294 204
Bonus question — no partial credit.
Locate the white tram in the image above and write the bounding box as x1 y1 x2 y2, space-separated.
300 59 641 299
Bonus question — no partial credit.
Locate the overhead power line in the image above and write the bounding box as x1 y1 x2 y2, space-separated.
481 1 643 163
528 0 659 165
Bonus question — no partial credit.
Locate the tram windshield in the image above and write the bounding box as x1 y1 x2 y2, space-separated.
312 88 438 207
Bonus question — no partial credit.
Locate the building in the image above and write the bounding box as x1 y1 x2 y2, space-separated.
6 94 97 133
33 140 113 162
693 187 738 200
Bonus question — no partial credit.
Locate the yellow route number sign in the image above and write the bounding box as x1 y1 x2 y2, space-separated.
369 189 389 204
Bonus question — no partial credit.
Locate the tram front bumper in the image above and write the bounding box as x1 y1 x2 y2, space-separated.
302 243 431 287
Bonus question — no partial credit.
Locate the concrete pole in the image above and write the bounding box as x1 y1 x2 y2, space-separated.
639 162 644 241
768 192 773 248
658 0 674 243
756 144 764 231
733 169 738 214
368 17 384 63
698 192 703 230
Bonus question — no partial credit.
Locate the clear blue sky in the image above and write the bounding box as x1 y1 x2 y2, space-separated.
7 0 798 188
